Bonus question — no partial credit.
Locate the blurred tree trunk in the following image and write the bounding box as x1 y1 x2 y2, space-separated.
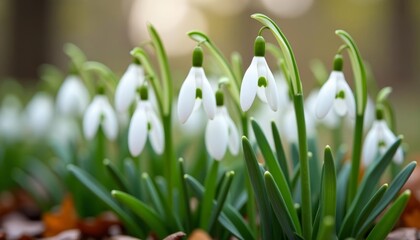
391 0 414 84
10 0 50 81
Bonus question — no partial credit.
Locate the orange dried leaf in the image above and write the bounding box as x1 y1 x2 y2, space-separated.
188 229 211 240
42 195 78 237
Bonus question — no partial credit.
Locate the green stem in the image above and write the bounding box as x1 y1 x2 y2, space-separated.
252 13 312 239
335 30 367 208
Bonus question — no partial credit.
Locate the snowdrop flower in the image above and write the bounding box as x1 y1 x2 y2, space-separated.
83 90 118 140
0 95 23 141
315 54 355 119
128 86 164 156
48 116 80 145
56 75 89 116
240 36 279 112
115 61 145 112
283 103 316 144
306 89 340 128
205 91 239 160
362 108 403 165
178 46 216 123
25 92 55 137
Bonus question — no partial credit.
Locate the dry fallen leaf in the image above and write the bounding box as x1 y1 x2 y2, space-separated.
42 195 78 237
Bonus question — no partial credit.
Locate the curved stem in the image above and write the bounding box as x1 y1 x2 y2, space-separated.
83 61 117 95
251 13 310 239
335 30 367 208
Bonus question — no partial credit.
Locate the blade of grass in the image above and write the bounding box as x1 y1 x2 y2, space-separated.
209 171 235 232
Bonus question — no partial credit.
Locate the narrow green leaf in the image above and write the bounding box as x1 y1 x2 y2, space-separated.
178 158 192 233
252 119 301 234
352 184 388 237
112 190 168 238
335 162 350 231
142 173 165 218
67 164 143 237
209 171 235 232
321 147 337 221
185 174 254 240
338 138 402 238
103 159 129 193
199 160 220 231
123 158 141 199
366 190 411 240
242 137 275 240
264 171 297 239
357 161 416 237
13 169 49 211
316 216 335 240
271 121 291 188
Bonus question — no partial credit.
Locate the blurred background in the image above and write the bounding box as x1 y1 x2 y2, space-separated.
0 0 419 151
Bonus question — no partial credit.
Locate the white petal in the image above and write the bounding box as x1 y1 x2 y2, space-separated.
101 98 118 140
177 68 197 123
315 72 337 118
128 104 148 156
115 64 142 113
240 57 259 111
265 67 279 111
225 111 239 155
381 121 403 164
56 75 89 116
257 87 267 103
200 69 216 120
362 121 380 166
337 76 355 118
283 106 298 143
148 107 164 154
334 98 348 116
205 114 228 160
26 93 54 137
83 96 103 140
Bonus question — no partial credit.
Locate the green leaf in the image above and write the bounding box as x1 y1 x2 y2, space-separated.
112 190 169 239
209 171 235 232
321 147 337 221
199 160 220 230
185 174 254 240
338 137 402 238
242 137 276 240
13 169 49 211
316 216 335 240
103 159 129 193
123 158 141 199
357 161 416 237
335 162 350 231
67 164 143 237
142 173 166 218
264 171 297 239
352 184 388 237
271 121 291 188
178 158 192 233
251 119 301 234
366 190 411 240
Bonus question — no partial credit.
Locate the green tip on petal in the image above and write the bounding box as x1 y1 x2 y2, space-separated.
132 57 141 65
333 54 343 71
254 36 266 57
258 76 267 87
192 46 204 67
195 88 202 99
215 90 224 106
138 85 149 100
97 84 105 95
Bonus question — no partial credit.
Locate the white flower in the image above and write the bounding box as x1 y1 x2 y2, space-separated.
48 116 80 145
128 100 164 156
362 119 403 165
25 92 55 137
283 103 316 144
115 63 145 112
177 67 216 123
240 56 279 112
56 75 89 116
0 95 23 141
83 95 118 140
315 71 355 119
306 89 340 128
205 106 239 160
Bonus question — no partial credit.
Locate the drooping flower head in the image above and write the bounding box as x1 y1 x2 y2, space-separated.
83 86 118 140
315 54 355 119
205 90 239 160
56 74 89 116
362 107 403 166
240 36 279 112
128 85 164 156
25 92 55 137
115 59 145 113
178 46 216 123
